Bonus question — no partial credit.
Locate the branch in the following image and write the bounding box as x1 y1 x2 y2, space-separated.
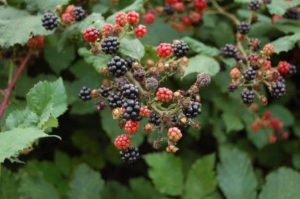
0 51 33 119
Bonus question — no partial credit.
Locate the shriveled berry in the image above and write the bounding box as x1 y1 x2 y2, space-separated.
145 77 159 91
114 134 130 150
289 64 297 75
196 73 211 87
133 68 146 81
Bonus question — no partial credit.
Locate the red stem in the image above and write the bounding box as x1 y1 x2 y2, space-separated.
0 51 33 119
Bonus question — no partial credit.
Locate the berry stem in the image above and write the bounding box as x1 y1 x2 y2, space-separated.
0 51 33 119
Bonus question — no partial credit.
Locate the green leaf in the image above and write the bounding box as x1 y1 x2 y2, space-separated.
25 0 70 12
102 181 133 199
129 178 165 199
184 55 220 77
269 105 294 126
0 167 20 199
234 0 251 3
217 147 258 199
68 164 104 199
271 33 300 53
144 153 184 196
184 154 217 199
222 112 244 133
106 0 144 22
44 37 75 74
78 47 111 73
259 167 300 199
267 0 300 15
19 172 59 199
4 108 38 130
0 127 53 163
182 37 219 56
120 36 145 60
26 78 67 125
0 7 50 48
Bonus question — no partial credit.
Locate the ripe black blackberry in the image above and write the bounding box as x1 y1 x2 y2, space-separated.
101 37 120 54
96 101 106 111
237 22 251 35
98 86 111 97
244 67 256 81
41 12 59 30
241 88 255 104
228 83 238 92
164 5 175 15
285 8 299 20
172 41 189 58
183 101 202 118
125 57 136 69
221 44 239 58
248 0 261 11
289 65 297 75
123 99 141 121
107 56 128 77
107 92 123 108
121 84 139 99
120 147 140 163
270 81 286 98
73 6 86 21
149 112 161 126
78 86 92 101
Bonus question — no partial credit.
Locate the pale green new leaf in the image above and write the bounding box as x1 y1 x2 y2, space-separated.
259 167 300 199
0 128 53 163
4 108 38 130
68 164 104 199
182 37 219 56
217 147 258 199
120 36 145 60
271 33 300 53
19 173 59 199
184 154 217 199
144 153 184 196
184 55 220 77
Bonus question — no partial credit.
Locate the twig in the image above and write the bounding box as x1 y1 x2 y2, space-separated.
0 51 33 119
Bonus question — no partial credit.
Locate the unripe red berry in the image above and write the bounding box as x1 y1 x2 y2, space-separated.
194 0 207 11
140 106 151 117
157 43 173 58
262 111 272 120
174 2 184 12
189 12 202 24
65 5 75 13
172 22 186 32
251 122 260 132
181 15 192 26
262 60 272 70
27 35 45 49
134 25 147 38
156 87 173 102
165 0 178 5
124 120 140 134
168 127 182 142
127 11 140 25
61 12 75 24
102 23 113 37
270 118 283 129
166 144 179 153
82 27 99 42
230 68 241 79
115 12 127 27
114 134 131 150
277 61 291 76
143 11 156 24
268 134 277 144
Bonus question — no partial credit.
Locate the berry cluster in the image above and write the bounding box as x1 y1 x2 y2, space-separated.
251 111 288 144
142 0 207 32
226 42 296 105
82 11 147 55
41 5 86 31
78 33 208 162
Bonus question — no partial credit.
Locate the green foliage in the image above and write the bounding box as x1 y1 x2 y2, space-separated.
184 55 220 77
